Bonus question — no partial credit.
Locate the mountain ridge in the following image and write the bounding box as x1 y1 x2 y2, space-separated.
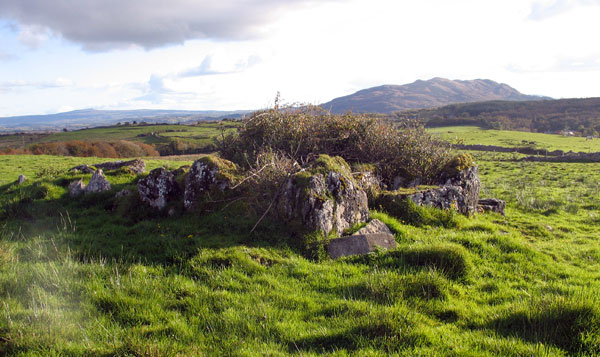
321 77 550 114
0 108 250 132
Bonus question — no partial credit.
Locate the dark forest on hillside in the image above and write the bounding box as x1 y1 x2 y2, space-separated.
395 98 600 136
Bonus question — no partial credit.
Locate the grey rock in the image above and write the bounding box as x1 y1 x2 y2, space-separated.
70 159 146 175
17 175 26 185
279 169 369 236
327 233 396 259
68 179 85 197
184 159 231 211
95 159 146 174
392 176 406 190
84 169 111 194
478 198 506 215
115 189 131 199
69 165 95 174
138 167 181 210
354 219 392 236
354 171 382 193
385 166 480 216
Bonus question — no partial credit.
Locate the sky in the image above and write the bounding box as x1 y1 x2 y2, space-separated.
0 0 599 117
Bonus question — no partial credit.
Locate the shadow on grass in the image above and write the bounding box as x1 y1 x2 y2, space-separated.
487 302 600 354
345 244 472 281
0 177 295 266
289 321 428 353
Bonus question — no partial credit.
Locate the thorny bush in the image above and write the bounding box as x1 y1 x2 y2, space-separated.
219 105 454 185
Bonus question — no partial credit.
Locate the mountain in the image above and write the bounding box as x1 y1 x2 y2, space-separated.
321 78 550 114
0 109 250 132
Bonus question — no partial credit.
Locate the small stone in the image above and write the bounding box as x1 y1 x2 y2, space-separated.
353 219 392 236
115 189 131 199
84 169 111 194
477 198 506 216
69 179 85 197
17 175 26 185
327 233 397 259
69 165 94 174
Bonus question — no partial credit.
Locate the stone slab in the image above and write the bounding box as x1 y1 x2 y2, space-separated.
327 233 396 259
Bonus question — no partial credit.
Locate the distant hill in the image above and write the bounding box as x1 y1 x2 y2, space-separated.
0 109 249 132
321 78 549 114
396 97 600 135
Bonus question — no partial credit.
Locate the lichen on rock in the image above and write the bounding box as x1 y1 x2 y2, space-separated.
278 154 369 237
84 169 111 194
183 156 239 211
138 167 181 210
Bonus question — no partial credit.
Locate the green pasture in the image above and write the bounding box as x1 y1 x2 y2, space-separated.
0 151 599 355
429 125 600 152
0 122 240 152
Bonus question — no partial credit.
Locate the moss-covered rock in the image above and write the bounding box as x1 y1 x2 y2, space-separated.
441 153 476 179
137 167 181 210
278 154 369 237
184 156 240 211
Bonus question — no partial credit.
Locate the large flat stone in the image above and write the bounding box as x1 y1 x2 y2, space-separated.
327 233 396 259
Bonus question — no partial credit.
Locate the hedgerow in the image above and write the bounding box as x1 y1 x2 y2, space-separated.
0 140 158 158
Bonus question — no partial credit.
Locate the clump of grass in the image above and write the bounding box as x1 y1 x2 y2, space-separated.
347 243 471 281
400 244 472 281
402 271 449 300
373 195 461 228
185 247 267 279
489 295 600 354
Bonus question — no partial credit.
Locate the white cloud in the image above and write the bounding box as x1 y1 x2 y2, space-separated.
17 24 48 48
0 0 346 51
0 77 73 91
529 0 600 20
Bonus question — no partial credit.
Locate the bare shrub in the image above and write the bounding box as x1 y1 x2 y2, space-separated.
220 105 453 184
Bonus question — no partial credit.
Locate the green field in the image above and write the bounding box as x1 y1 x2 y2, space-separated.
429 125 600 152
1 128 599 354
0 122 239 154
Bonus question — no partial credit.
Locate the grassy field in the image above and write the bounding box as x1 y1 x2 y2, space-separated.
0 140 599 354
0 122 239 154
429 125 600 152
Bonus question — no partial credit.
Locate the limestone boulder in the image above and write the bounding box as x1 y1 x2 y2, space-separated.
69 165 95 174
84 169 111 194
376 165 481 216
478 198 506 216
327 233 396 259
115 189 131 199
95 159 146 174
184 157 237 211
68 179 85 197
279 155 369 236
138 167 181 210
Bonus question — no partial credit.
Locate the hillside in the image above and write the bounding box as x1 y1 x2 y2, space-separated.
321 78 548 114
399 97 600 134
0 108 249 132
1 109 599 354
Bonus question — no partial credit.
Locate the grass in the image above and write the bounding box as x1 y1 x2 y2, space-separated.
0 122 240 154
1 129 600 355
429 125 600 152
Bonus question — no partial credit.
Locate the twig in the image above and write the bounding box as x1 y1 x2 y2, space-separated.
250 198 275 234
231 163 273 190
